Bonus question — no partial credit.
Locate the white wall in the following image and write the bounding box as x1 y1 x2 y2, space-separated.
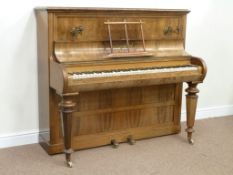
0 0 233 145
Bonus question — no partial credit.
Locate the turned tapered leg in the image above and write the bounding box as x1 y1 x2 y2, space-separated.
59 98 76 167
185 82 199 144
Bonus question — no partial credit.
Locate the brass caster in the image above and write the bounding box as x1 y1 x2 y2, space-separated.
111 139 119 148
188 138 194 145
67 161 73 168
127 136 136 145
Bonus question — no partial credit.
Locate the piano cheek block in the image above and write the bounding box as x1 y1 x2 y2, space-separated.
36 7 206 167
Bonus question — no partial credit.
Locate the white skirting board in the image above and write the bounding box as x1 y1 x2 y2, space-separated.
180 105 233 121
1 105 233 149
0 130 48 149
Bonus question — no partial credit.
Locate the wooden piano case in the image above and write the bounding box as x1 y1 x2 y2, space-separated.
69 84 182 149
35 8 205 155
42 84 182 154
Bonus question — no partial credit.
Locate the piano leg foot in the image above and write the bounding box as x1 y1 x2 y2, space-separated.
65 149 73 168
67 161 73 168
185 82 199 145
188 138 194 145
187 131 194 145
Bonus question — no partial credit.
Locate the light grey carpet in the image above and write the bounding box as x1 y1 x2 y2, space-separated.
0 116 233 175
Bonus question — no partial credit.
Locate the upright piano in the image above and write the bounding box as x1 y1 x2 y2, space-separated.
35 7 207 167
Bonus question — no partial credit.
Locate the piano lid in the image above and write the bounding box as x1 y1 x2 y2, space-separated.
35 7 190 14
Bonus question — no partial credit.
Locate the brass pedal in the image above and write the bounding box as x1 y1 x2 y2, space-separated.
111 139 119 148
127 135 136 145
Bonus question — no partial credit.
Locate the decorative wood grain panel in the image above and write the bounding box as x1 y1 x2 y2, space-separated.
71 84 176 136
54 14 183 42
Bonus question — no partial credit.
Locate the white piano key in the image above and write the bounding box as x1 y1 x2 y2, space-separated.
70 66 198 80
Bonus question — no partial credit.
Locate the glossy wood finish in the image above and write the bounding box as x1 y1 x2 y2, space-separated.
59 94 77 167
185 82 199 144
35 7 207 167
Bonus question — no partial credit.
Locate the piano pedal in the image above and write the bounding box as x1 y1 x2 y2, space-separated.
111 139 119 148
127 135 136 145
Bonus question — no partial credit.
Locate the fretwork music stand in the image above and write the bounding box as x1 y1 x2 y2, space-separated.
104 19 152 58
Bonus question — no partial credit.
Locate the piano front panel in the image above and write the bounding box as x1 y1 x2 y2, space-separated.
71 84 178 140
52 10 186 62
54 15 184 41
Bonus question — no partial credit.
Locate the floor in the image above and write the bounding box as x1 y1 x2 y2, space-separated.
0 116 233 175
